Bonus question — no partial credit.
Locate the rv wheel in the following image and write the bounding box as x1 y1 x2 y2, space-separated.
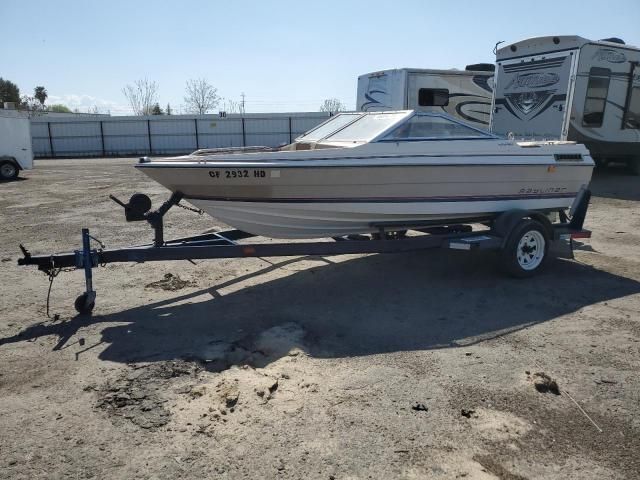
500 219 549 278
0 160 18 181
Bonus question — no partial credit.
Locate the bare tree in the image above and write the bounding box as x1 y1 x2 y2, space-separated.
220 97 242 114
184 78 219 114
319 98 345 113
122 78 158 115
20 95 43 111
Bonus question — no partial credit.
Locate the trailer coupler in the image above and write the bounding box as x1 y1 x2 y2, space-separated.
18 191 188 314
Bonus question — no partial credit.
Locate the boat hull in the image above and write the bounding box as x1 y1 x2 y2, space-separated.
189 196 576 238
138 160 593 238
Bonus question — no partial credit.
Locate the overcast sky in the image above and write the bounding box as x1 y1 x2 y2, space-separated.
2 0 639 114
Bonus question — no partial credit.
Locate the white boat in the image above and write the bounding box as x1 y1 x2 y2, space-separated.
137 111 594 238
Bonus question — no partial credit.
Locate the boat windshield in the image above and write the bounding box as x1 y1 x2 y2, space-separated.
295 111 491 145
296 113 361 142
323 112 408 142
381 114 491 140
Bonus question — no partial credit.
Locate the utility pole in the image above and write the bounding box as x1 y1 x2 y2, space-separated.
240 92 246 114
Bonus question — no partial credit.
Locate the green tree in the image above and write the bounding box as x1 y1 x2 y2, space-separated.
0 78 20 106
166 103 172 115
34 86 48 106
49 104 72 113
151 103 163 115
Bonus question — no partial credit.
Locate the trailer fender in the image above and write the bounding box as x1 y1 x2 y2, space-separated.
492 210 553 246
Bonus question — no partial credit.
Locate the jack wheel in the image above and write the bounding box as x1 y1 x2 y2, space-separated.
74 293 95 315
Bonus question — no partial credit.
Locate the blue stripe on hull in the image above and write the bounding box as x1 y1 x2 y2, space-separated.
185 192 577 204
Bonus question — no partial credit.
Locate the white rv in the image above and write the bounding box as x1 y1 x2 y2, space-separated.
0 109 33 180
491 36 640 172
356 66 494 128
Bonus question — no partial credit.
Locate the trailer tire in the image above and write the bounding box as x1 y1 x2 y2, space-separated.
74 293 95 315
0 160 19 181
500 219 549 278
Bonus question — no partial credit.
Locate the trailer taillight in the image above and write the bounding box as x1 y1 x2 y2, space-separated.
570 231 591 239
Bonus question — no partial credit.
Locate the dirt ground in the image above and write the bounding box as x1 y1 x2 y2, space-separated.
1 158 639 480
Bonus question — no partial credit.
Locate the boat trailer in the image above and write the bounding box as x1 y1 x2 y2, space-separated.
17 189 592 315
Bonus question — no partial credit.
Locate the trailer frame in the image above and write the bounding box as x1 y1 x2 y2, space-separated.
17 189 592 315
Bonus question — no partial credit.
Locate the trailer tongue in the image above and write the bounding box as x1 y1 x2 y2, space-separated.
18 189 592 315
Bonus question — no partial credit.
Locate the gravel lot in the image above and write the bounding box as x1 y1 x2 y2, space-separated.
1 159 639 479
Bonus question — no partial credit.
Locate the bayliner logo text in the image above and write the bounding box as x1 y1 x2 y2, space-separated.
593 49 626 63
506 72 559 90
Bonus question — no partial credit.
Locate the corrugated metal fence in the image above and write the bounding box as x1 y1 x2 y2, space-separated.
30 112 331 158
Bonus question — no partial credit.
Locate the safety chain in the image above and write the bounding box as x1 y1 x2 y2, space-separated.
177 202 204 215
89 235 107 267
44 259 76 320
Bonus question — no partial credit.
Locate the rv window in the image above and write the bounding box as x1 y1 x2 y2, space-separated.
623 87 640 129
582 68 611 128
418 89 449 107
622 65 640 129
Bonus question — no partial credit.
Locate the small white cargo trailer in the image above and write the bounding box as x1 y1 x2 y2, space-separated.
0 109 33 180
491 35 640 172
356 65 494 128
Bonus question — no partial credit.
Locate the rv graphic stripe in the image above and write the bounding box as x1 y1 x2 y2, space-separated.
494 93 566 119
530 94 567 120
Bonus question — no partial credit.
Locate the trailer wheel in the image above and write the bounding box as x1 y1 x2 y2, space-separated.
0 160 18 181
74 293 95 315
500 219 549 278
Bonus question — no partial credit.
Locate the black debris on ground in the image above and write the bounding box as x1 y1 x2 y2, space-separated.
532 372 560 395
411 402 428 412
145 272 196 291
96 361 200 429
